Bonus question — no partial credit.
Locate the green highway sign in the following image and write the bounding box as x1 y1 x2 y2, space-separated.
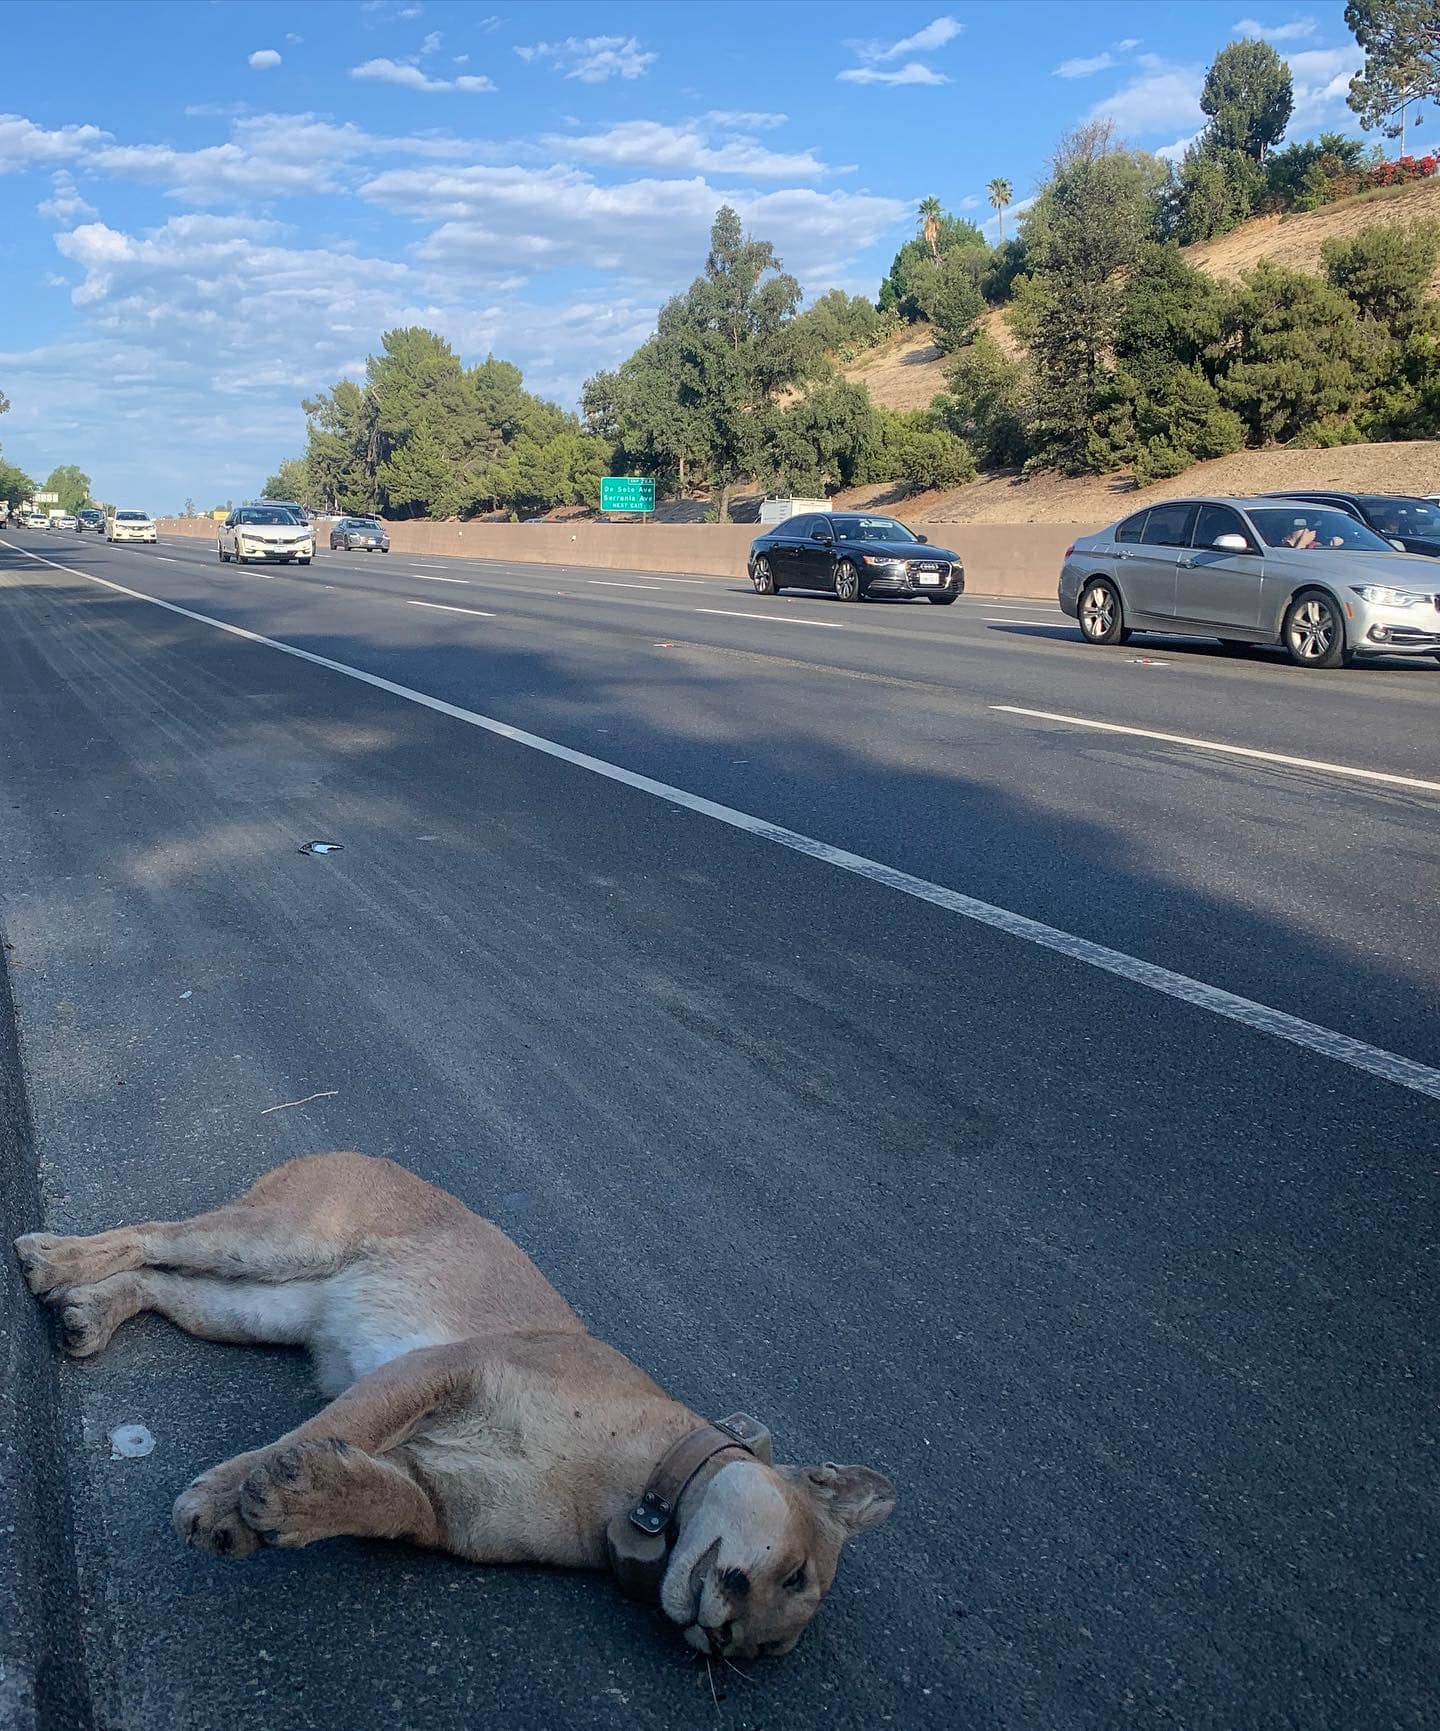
600 476 656 514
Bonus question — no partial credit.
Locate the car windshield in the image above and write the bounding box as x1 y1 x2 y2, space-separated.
351 518 380 528
116 511 148 521
1357 496 1440 538
1248 506 1392 553
830 516 918 544
242 508 301 525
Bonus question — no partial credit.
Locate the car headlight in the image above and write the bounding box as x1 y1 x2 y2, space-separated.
861 554 902 567
1351 584 1426 608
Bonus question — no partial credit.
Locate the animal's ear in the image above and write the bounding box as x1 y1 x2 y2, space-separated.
795 1463 897 1538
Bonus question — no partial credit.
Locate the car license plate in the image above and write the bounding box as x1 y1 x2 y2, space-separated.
918 571 940 585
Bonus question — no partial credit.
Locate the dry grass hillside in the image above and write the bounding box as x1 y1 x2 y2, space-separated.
832 439 1440 525
847 179 1440 420
829 178 1440 522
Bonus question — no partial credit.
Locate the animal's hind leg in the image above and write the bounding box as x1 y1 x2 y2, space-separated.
56 1269 323 1358
15 1152 427 1301
15 1201 357 1301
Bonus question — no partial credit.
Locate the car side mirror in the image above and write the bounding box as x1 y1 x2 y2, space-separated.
1388 538 1406 552
1212 533 1252 553
916 534 928 544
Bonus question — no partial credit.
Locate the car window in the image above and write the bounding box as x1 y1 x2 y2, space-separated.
1248 506 1392 552
116 511 148 521
1193 504 1249 548
1358 495 1440 538
1140 503 1197 547
831 515 917 543
783 515 812 537
1113 511 1147 544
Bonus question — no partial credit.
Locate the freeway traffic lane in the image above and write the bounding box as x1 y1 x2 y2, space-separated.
2 542 1437 1731
11 528 1440 1070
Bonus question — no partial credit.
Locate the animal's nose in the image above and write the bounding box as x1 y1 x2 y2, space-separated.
707 1622 733 1655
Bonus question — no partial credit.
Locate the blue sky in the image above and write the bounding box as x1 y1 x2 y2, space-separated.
0 2 1376 509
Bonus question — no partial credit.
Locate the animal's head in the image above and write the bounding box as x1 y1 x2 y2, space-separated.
659 1458 896 1658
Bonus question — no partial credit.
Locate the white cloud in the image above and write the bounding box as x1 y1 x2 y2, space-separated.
351 57 495 93
478 15 503 31
85 111 478 203
838 61 949 87
840 13 959 85
1087 55 1204 137
1286 44 1363 129
958 194 980 209
361 160 905 284
453 54 469 66
548 119 829 179
705 109 788 131
0 113 108 171
421 31 441 55
514 35 656 83
36 169 96 223
248 49 282 70
1155 130 1202 163
853 15 962 62
1055 52 1116 79
1116 38 1141 51
285 33 303 45
1232 17 1317 41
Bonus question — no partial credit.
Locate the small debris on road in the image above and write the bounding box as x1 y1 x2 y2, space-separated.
260 1089 339 1116
179 990 192 999
299 840 343 856
1128 657 1169 666
109 1424 155 1460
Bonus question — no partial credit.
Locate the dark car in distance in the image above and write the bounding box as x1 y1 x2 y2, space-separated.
329 515 391 553
1258 492 1440 558
75 508 105 533
748 512 963 603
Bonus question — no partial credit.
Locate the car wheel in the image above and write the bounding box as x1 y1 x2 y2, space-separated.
217 544 226 562
927 594 957 605
344 536 355 551
751 557 778 595
1283 589 1347 669
833 560 861 603
299 556 312 565
1078 576 1127 645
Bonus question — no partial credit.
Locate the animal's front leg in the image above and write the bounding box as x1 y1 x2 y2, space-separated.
174 1341 468 1559
239 1440 440 1550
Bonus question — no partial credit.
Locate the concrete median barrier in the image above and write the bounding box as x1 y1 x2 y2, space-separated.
155 518 1098 599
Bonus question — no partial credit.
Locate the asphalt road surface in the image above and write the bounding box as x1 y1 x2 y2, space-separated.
1 524 1436 1731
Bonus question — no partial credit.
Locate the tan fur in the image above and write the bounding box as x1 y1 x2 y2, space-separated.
14 1152 895 1658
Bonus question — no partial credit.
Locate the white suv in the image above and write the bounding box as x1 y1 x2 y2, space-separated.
218 504 314 565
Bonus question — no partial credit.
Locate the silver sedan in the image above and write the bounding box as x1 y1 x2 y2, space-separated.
1058 496 1440 669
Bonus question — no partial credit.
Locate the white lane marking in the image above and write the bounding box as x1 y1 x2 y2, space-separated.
696 608 844 629
985 616 1069 627
406 599 496 618
411 574 470 584
994 705 1440 796
589 580 668 591
155 556 180 563
5 538 1438 1104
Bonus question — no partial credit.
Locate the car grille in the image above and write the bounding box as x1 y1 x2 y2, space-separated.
905 560 949 577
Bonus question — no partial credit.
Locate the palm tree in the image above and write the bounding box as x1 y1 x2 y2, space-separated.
988 177 1013 244
917 196 943 262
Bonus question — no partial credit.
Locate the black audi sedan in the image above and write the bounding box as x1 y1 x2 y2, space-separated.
1258 491 1440 558
748 511 964 603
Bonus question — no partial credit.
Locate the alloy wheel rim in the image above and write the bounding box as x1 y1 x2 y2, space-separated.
1291 600 1334 660
1082 588 1114 637
837 566 857 599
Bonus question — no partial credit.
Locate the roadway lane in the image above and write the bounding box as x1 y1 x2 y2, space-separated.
1 530 1437 1731
18 526 1440 1063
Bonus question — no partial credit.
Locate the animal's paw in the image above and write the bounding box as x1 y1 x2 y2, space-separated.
173 1464 264 1559
56 1279 130 1358
239 1441 351 1549
14 1231 119 1300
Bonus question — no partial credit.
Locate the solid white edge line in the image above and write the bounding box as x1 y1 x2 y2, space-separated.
411 574 470 583
5 536 1439 1104
994 705 1440 795
406 599 496 617
985 616 1069 627
696 608 843 629
589 580 669 590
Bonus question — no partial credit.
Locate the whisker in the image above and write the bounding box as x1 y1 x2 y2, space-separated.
722 1657 754 1683
705 1655 720 1710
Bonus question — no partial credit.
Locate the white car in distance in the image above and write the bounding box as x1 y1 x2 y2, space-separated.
217 504 314 565
107 510 157 544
